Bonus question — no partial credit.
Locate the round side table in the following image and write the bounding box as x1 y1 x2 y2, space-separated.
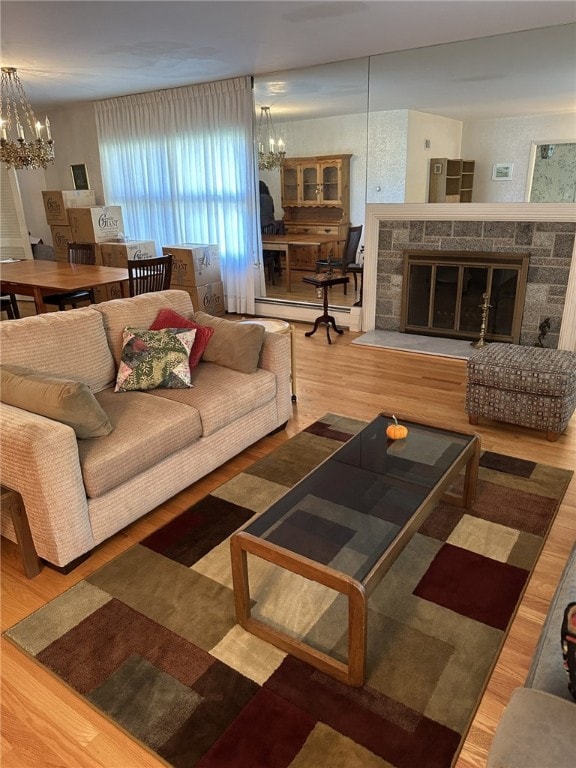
240 318 297 401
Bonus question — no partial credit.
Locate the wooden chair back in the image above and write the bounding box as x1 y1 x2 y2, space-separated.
68 242 96 265
127 254 173 296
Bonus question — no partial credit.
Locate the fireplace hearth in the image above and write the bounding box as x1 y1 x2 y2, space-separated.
400 250 530 344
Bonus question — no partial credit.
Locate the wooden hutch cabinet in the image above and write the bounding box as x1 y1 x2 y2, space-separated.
280 154 351 269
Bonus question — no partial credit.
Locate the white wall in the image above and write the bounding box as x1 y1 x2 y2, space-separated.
405 111 462 202
462 112 576 203
366 111 408 204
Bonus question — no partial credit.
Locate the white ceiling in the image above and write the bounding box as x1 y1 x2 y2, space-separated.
1 1 576 122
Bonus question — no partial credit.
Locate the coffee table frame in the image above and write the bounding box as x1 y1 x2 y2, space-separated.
230 423 480 687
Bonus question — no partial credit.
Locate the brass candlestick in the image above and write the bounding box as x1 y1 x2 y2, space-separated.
471 292 492 349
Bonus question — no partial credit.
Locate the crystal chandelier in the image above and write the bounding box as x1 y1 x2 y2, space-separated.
257 106 285 170
0 67 55 170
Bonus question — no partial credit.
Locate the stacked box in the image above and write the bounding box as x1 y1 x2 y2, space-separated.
50 225 74 261
68 206 124 243
91 282 125 304
162 243 220 287
179 281 225 317
100 240 157 267
42 190 96 225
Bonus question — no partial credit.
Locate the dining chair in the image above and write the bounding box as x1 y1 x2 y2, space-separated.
0 293 20 319
43 242 97 310
315 224 363 295
127 253 173 296
262 220 284 285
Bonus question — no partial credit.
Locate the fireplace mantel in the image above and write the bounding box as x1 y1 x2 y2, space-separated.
362 203 576 351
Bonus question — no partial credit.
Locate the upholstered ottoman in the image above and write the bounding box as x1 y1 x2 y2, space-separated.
466 343 576 441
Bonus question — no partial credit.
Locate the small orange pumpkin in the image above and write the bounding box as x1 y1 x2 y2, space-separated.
386 415 408 440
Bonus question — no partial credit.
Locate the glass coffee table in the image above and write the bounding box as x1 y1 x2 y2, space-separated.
230 413 480 686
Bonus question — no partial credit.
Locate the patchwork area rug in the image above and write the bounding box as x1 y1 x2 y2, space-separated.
5 414 573 768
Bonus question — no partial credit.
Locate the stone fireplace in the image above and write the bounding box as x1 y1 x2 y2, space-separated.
361 204 576 351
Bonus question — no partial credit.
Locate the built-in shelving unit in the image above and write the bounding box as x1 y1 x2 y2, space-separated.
428 158 475 203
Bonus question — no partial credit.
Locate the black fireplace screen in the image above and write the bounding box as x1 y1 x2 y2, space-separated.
401 251 530 344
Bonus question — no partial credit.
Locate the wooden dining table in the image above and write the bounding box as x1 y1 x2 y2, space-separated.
261 233 345 292
0 260 130 314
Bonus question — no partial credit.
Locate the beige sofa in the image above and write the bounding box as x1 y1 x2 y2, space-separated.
0 290 292 569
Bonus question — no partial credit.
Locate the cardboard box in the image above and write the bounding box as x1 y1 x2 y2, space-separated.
68 206 124 244
162 243 220 287
42 190 96 225
50 225 74 261
176 281 225 316
100 240 157 268
91 282 125 304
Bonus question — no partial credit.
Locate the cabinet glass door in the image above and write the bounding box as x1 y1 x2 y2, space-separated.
281 166 299 206
320 162 341 203
301 164 319 203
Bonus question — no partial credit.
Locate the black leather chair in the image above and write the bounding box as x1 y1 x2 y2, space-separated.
315 225 363 295
43 242 97 310
127 253 173 296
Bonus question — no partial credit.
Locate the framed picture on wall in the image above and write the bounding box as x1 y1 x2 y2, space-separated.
492 163 514 181
70 163 90 190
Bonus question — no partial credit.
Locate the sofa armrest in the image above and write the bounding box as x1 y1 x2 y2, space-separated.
258 331 292 423
0 403 95 567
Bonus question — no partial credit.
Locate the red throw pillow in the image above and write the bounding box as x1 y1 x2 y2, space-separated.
150 308 214 370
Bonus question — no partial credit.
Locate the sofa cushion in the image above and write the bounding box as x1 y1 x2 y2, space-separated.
0 364 113 439
150 361 277 436
115 327 196 392
95 289 196 365
487 687 576 768
78 388 202 497
193 311 265 373
149 308 214 370
0 306 115 392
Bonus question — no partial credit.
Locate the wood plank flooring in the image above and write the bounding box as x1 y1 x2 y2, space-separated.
2 319 575 768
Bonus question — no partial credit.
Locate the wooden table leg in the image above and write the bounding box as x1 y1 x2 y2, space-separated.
32 286 48 314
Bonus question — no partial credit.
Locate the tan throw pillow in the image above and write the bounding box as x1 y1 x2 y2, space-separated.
193 311 265 373
0 365 113 439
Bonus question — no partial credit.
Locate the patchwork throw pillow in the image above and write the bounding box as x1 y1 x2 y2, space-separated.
149 308 214 370
0 364 113 439
115 327 196 392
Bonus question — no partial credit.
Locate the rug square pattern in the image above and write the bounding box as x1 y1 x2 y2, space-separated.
210 624 286 685
288 721 394 768
3 414 572 768
447 514 520 562
413 543 528 631
88 654 202 750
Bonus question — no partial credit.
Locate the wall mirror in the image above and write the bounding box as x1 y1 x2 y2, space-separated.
254 23 575 309
526 142 576 202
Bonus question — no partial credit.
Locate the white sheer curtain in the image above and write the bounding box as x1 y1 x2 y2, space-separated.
94 76 260 314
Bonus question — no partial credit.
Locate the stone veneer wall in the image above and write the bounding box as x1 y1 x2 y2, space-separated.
376 219 576 349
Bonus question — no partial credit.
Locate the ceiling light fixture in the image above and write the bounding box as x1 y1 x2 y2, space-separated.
257 106 285 171
0 67 55 170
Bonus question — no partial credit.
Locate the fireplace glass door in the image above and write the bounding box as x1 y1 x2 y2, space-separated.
401 252 529 344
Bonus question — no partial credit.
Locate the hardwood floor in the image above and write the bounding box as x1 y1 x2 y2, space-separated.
2 320 575 768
